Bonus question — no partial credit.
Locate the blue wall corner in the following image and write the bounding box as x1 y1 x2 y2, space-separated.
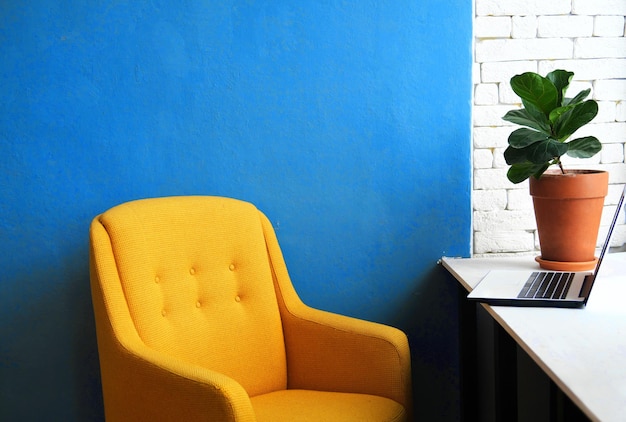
1 1 472 420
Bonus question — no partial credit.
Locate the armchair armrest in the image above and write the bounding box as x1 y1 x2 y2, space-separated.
260 214 412 415
98 336 256 422
281 301 411 411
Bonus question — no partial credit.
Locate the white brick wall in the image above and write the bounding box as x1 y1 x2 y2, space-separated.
473 0 626 256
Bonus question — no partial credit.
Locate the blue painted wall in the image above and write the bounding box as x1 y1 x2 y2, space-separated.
1 1 471 420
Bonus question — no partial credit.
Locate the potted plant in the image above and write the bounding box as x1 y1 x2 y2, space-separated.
503 69 608 270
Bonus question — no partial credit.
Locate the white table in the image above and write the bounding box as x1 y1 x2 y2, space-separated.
442 252 626 422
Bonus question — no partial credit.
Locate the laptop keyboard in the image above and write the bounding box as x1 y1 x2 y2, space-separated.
518 272 575 300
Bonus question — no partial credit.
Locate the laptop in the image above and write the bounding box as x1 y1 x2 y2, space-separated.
468 184 625 308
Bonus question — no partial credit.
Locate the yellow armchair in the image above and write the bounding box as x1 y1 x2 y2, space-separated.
90 196 412 421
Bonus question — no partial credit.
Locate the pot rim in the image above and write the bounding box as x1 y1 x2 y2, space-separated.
530 169 609 199
539 169 607 178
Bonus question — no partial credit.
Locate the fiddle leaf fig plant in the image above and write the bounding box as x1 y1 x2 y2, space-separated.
502 69 602 184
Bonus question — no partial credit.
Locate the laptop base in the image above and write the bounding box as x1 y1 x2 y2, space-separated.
467 297 585 308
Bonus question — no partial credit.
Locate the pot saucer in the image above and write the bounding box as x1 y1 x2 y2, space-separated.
535 256 598 271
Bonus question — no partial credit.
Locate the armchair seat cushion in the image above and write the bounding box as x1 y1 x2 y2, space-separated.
251 390 406 422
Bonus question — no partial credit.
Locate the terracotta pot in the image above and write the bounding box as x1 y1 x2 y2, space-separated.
529 170 608 270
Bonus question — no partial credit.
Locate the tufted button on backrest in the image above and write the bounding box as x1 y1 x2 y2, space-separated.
98 196 287 397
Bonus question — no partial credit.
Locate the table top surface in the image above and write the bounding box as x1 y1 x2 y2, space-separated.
442 252 626 422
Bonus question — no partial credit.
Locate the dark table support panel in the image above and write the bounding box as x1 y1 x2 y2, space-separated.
458 285 478 421
493 322 518 422
549 381 591 422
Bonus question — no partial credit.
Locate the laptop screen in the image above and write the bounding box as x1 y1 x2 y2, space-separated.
593 185 626 278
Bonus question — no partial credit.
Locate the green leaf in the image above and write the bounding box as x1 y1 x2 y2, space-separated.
510 72 558 116
504 145 528 165
566 136 602 158
562 88 590 107
525 139 569 164
546 70 573 106
532 163 552 180
502 108 551 133
549 104 576 125
504 139 568 166
554 100 598 140
508 128 550 148
523 101 553 131
507 162 549 184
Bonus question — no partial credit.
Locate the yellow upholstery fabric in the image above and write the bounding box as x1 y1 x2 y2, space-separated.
96 197 287 397
251 390 406 422
90 196 412 421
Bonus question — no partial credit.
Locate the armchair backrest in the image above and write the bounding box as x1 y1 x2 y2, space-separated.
93 196 288 397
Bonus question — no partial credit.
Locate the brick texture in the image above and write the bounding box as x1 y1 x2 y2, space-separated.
473 0 626 256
